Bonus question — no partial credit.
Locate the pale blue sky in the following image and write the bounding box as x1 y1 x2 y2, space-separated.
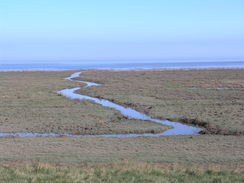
0 0 244 63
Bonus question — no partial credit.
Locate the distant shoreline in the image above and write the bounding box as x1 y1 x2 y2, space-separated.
0 61 244 71
0 67 244 72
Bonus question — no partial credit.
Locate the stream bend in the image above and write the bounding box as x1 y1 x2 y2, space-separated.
0 71 202 137
60 72 202 137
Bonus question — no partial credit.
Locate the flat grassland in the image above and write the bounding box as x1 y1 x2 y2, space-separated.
0 69 243 182
77 69 244 135
0 71 168 135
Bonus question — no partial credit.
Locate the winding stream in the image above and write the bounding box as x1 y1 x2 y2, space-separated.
0 71 202 137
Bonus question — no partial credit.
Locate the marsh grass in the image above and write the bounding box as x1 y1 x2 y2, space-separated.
0 70 243 179
77 69 244 135
0 71 168 135
0 161 243 183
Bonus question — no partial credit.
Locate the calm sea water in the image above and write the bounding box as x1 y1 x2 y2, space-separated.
0 61 244 71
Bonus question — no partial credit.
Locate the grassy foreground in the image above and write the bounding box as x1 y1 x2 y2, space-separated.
1 161 243 183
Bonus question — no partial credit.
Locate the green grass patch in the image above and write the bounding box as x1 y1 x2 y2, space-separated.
0 162 243 183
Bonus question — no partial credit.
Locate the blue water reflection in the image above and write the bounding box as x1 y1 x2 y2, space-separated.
0 72 202 137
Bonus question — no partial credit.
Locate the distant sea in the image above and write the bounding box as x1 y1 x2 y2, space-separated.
0 61 244 71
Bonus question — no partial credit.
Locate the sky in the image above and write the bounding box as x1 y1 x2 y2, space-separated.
0 0 244 63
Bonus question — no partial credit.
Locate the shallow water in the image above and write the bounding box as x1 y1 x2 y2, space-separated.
0 71 202 137
1 61 244 71
65 72 101 86
190 87 234 90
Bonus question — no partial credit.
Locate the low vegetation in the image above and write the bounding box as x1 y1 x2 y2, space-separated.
1 161 243 183
0 69 243 181
0 71 168 135
1 136 243 164
77 69 244 135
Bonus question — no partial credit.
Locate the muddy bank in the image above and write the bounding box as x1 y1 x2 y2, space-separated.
178 118 244 135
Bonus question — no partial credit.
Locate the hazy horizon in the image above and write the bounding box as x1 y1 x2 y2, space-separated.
1 58 244 65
